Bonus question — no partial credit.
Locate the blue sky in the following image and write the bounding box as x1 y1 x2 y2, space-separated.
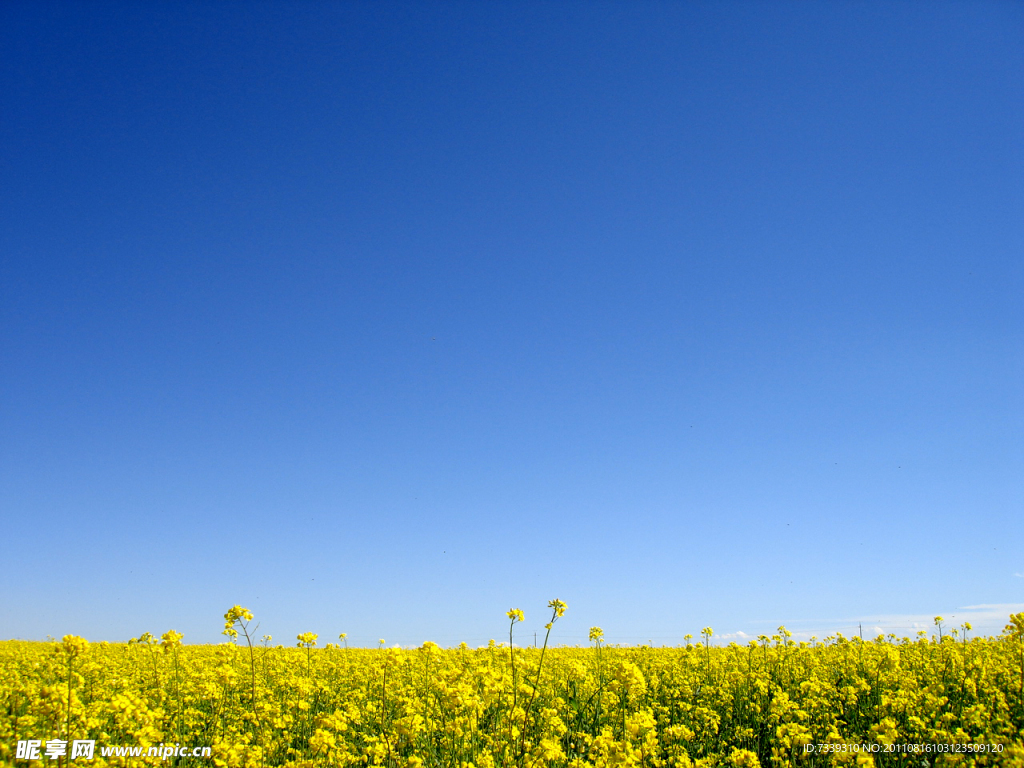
1 1 1021 647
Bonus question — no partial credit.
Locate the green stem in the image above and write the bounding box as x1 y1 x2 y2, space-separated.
66 656 73 741
519 613 558 768
510 621 517 711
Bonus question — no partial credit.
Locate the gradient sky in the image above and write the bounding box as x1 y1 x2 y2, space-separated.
2 1 1022 647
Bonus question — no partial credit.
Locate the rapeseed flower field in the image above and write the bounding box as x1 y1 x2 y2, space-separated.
3 606 1023 768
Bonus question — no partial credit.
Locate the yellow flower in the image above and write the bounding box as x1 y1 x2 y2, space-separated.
59 635 89 658
728 747 761 767
222 605 253 639
160 630 183 651
13 600 1024 768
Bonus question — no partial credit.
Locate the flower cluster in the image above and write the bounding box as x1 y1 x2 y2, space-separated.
0 612 1022 767
221 606 253 640
296 632 319 648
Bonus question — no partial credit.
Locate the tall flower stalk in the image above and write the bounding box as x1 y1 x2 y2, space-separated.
506 609 524 712
517 599 566 768
58 635 88 745
223 605 262 764
160 630 184 743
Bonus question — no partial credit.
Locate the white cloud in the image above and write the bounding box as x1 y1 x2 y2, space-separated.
741 603 1024 642
717 630 751 640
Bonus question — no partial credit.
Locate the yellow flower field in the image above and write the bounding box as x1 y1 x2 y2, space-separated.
2 607 1023 768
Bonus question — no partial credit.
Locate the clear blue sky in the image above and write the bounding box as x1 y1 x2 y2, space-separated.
2 2 1021 647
